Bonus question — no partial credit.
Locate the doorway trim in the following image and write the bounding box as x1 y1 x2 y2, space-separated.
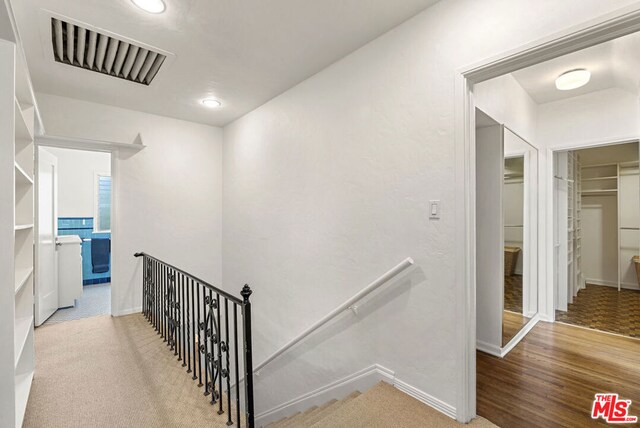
455 5 640 423
546 136 640 322
34 136 132 320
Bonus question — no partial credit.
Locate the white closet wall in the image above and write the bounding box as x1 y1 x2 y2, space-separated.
619 164 640 289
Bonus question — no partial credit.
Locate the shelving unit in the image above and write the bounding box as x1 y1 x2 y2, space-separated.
0 33 37 428
578 160 640 291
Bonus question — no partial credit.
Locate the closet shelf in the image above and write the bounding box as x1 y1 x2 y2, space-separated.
581 190 617 196
14 224 34 231
14 162 33 185
14 98 33 143
582 176 617 182
14 267 33 294
15 370 33 426
14 316 33 367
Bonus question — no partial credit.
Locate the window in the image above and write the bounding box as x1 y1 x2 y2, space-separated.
95 174 111 232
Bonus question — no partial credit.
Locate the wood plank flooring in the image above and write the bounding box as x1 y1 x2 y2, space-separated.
477 321 640 428
556 283 640 338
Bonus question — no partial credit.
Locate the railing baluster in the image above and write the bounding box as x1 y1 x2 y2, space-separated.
209 288 216 404
217 292 223 415
181 273 187 367
173 271 179 356
153 262 160 334
224 297 232 425
162 266 169 346
154 259 158 331
134 253 253 428
186 275 192 373
234 304 240 428
241 285 254 428
197 282 203 387
191 278 197 380
203 284 210 396
142 256 147 317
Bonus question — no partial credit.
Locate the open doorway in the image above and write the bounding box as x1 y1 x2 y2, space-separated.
466 17 640 428
36 146 112 326
554 141 640 338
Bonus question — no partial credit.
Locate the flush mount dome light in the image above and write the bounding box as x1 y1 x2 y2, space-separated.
555 69 591 91
131 0 166 14
202 98 222 108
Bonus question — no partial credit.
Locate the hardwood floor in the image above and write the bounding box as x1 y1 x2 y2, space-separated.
477 321 640 427
556 283 640 338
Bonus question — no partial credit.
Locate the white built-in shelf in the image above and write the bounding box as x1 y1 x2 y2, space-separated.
581 190 618 196
14 224 33 231
14 370 34 428
582 176 617 182
14 99 33 143
14 162 33 185
14 267 32 295
14 317 32 367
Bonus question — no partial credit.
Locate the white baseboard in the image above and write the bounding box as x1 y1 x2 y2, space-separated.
394 378 457 419
500 314 540 357
476 340 501 357
113 306 142 317
255 364 394 427
584 278 639 290
255 365 457 427
476 314 541 358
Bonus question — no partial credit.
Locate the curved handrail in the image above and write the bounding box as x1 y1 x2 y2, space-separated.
253 257 414 373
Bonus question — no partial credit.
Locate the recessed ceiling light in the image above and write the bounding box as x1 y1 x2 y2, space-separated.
555 69 591 91
202 98 222 108
131 0 166 14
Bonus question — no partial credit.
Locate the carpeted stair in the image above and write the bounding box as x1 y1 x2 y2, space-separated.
266 382 496 428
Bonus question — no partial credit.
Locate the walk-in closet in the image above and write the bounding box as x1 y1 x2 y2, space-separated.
555 142 640 337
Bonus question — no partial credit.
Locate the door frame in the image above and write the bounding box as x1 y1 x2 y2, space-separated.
548 136 640 318
34 147 58 326
35 141 117 319
455 5 640 423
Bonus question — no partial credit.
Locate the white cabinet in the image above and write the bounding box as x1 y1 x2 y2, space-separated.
57 235 83 308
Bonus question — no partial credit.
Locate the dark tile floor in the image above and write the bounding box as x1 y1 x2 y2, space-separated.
556 284 640 338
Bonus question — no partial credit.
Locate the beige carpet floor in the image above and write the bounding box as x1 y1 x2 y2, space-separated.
25 314 237 428
26 314 496 428
309 382 495 428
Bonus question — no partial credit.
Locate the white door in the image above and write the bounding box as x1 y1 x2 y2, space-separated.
36 148 58 326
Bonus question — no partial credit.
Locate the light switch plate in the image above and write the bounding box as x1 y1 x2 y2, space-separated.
429 200 440 219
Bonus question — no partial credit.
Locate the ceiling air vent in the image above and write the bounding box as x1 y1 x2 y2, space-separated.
50 18 166 85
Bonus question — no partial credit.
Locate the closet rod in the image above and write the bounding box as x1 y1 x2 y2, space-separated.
620 227 640 230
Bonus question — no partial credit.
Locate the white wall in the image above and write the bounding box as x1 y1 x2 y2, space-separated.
582 195 619 285
36 93 224 316
538 88 640 149
475 73 538 145
42 147 110 218
222 0 640 418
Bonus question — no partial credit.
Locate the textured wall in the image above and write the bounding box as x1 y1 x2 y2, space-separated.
37 93 224 315
222 0 640 417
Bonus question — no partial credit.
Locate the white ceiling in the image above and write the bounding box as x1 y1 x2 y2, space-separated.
11 0 439 127
511 31 640 104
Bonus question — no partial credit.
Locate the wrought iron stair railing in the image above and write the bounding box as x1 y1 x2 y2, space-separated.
134 252 254 427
